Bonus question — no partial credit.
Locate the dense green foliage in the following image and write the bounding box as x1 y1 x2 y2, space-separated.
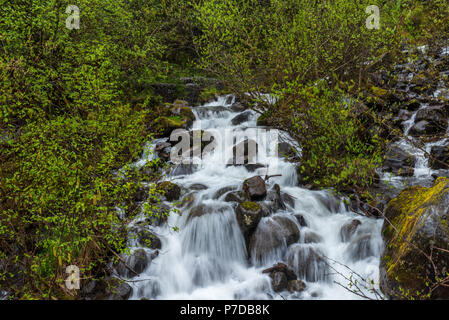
1 0 448 299
0 0 193 299
196 0 449 191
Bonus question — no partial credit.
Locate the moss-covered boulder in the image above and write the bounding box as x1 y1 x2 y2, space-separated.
380 177 449 299
155 101 195 137
235 201 263 242
156 181 181 202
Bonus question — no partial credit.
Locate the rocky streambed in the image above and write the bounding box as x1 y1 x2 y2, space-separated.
80 42 449 300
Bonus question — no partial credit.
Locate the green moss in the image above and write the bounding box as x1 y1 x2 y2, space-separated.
383 177 449 293
371 86 389 98
241 201 261 212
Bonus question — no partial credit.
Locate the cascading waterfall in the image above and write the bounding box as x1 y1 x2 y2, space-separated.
121 95 385 300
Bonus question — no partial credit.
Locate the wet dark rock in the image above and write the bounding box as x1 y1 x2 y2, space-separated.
154 142 172 162
155 141 171 152
278 142 298 160
188 183 208 191
188 204 232 222
249 216 299 263
105 278 133 300
429 143 449 170
409 106 448 137
230 102 247 112
85 277 133 300
383 145 416 177
131 225 162 249
224 190 248 203
243 176 267 201
156 181 181 201
415 106 447 124
244 163 265 172
392 109 412 130
294 214 308 227
314 191 341 213
409 120 446 137
231 111 252 125
194 106 229 117
287 280 306 293
214 186 237 199
262 262 297 281
264 184 286 213
303 231 323 244
188 204 215 220
340 219 362 242
80 280 97 298
114 249 152 278
270 272 288 292
170 163 198 176
287 245 329 282
281 192 295 208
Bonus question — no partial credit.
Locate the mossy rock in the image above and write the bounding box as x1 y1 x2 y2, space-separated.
154 103 195 137
380 177 449 299
235 201 263 242
156 181 181 202
370 86 389 98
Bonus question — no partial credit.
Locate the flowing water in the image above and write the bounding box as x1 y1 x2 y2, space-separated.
123 95 385 300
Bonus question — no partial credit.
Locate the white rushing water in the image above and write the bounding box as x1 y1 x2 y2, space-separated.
121 95 384 300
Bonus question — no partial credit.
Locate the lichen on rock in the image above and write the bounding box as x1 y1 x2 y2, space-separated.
380 177 449 299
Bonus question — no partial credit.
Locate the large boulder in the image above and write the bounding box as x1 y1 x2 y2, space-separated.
84 277 133 300
262 262 298 293
429 143 449 170
408 107 447 137
114 249 156 278
155 101 195 137
286 245 329 282
243 176 267 201
264 184 286 213
224 190 248 203
231 111 253 125
230 102 247 113
380 177 449 299
262 262 297 281
235 201 264 242
270 272 288 292
249 216 299 264
383 145 416 177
